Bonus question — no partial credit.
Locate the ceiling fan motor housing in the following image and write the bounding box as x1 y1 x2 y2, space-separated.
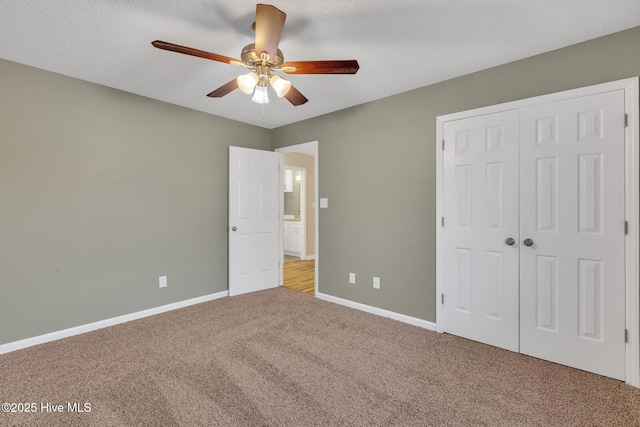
241 43 284 68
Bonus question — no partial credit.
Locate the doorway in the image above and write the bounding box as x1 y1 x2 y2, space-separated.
276 141 319 296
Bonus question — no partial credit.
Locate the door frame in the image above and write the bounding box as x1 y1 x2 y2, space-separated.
435 77 639 387
275 141 319 295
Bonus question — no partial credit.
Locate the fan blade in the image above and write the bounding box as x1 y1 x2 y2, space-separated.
284 85 308 106
207 79 239 98
152 40 243 66
255 4 286 61
281 60 360 74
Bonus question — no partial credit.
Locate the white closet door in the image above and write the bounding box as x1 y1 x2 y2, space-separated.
443 110 520 352
519 90 626 380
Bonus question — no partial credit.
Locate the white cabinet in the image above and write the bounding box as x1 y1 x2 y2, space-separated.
283 221 301 256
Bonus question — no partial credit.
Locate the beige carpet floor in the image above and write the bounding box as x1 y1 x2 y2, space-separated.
1 287 640 426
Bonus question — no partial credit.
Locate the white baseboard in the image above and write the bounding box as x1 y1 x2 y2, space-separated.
0 291 229 356
303 255 316 260
315 292 437 331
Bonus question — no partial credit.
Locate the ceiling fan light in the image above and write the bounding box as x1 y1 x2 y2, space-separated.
252 85 269 105
269 75 292 97
237 72 259 94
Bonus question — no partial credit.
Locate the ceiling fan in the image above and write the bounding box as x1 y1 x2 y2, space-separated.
152 4 360 107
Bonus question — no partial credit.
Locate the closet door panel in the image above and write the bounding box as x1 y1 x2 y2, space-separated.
442 109 520 352
519 90 626 380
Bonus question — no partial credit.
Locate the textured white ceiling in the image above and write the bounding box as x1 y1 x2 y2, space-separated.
1 1 640 129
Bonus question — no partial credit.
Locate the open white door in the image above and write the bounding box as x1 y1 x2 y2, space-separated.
229 146 280 296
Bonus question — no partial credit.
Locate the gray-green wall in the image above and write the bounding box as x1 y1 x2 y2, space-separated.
2 26 640 345
272 25 640 322
0 59 270 345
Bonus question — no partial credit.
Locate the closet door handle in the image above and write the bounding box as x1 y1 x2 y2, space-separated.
523 238 534 247
505 238 515 246
231 226 237 232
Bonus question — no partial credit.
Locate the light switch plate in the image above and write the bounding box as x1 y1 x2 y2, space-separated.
159 276 167 288
349 272 356 284
320 198 328 208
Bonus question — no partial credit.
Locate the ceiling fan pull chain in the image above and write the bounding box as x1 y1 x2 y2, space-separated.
261 102 266 119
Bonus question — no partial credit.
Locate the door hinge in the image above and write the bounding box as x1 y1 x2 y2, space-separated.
625 220 629 235
625 328 629 343
441 293 444 304
442 140 445 151
441 217 445 227
624 113 628 128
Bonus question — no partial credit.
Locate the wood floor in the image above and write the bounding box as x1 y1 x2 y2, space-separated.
282 258 315 296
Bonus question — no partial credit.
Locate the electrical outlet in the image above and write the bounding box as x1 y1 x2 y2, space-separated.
349 272 356 284
373 276 380 289
159 276 167 288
